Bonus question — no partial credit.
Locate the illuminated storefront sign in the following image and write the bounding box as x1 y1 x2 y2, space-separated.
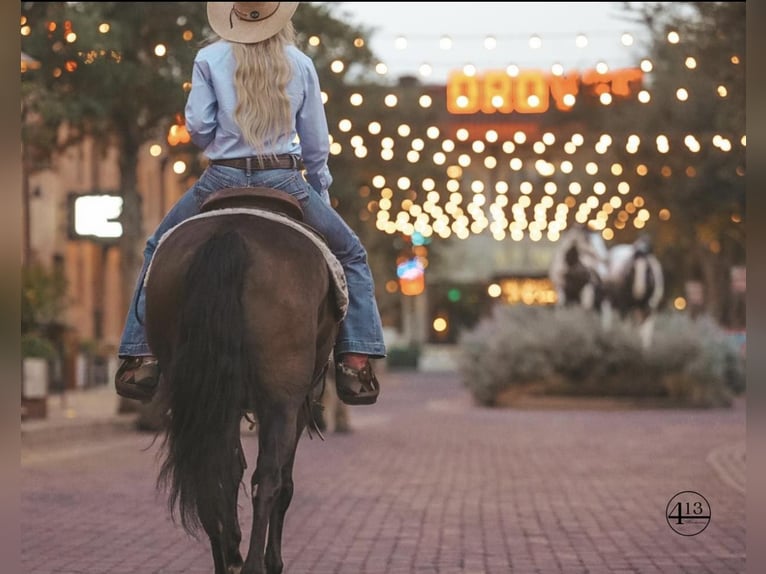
68 192 124 240
397 257 425 296
497 277 557 306
447 67 643 114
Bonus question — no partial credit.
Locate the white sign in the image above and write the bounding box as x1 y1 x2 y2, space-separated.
22 358 48 398
73 194 123 238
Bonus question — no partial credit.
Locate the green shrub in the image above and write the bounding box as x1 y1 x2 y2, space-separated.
21 263 67 335
647 313 745 406
386 346 421 369
21 333 59 360
457 306 742 408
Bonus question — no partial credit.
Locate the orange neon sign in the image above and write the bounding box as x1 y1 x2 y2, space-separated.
446 67 643 114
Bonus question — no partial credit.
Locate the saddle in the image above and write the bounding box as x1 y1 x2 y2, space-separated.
188 185 349 321
201 186 304 221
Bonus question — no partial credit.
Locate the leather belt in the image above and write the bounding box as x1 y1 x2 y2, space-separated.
210 154 304 171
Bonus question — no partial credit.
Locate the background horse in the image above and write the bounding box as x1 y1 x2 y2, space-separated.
602 236 665 349
549 225 608 312
144 189 341 574
549 230 664 349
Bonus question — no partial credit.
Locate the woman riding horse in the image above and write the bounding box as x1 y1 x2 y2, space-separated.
115 1 386 406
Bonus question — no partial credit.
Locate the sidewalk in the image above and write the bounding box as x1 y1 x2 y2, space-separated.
20 384 137 447
19 353 462 447
21 370 747 574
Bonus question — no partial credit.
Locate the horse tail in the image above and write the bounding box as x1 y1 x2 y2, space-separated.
158 229 249 535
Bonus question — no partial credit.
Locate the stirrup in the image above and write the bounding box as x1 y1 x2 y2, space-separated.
115 356 160 403
335 361 380 405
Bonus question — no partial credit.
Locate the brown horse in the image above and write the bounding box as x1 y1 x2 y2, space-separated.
144 188 341 574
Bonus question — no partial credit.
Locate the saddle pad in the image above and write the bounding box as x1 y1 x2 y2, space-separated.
144 207 349 321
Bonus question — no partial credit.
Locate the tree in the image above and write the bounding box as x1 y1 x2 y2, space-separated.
21 2 402 309
21 261 67 335
22 2 210 308
613 2 745 322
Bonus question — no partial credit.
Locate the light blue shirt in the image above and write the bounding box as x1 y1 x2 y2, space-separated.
185 40 333 194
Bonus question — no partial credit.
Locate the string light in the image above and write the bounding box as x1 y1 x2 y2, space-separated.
21 16 741 246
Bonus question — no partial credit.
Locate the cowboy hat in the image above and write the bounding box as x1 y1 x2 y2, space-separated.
207 2 298 44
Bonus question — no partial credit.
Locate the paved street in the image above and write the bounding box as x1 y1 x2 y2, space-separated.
21 370 746 573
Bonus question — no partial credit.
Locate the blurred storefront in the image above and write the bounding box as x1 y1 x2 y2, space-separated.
22 130 188 397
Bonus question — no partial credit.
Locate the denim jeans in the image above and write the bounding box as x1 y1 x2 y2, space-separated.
118 165 387 359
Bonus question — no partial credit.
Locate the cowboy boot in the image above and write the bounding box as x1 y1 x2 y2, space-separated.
335 358 380 405
115 356 160 403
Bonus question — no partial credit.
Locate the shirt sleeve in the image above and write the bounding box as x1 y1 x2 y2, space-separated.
185 56 218 151
295 58 333 195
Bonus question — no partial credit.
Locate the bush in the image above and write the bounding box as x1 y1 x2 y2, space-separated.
21 332 59 360
21 263 67 335
647 314 745 405
386 345 420 369
457 306 743 408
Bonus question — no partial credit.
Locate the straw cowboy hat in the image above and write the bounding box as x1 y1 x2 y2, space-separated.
207 2 299 44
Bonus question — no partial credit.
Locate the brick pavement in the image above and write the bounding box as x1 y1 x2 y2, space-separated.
21 370 746 573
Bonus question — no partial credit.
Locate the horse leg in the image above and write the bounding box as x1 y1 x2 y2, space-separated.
198 430 246 574
224 438 247 573
327 372 351 433
601 298 614 330
638 312 655 350
198 502 228 574
581 283 596 310
264 412 306 574
242 405 299 574
320 365 337 433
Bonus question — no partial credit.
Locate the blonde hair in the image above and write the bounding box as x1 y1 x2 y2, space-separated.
232 23 295 156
